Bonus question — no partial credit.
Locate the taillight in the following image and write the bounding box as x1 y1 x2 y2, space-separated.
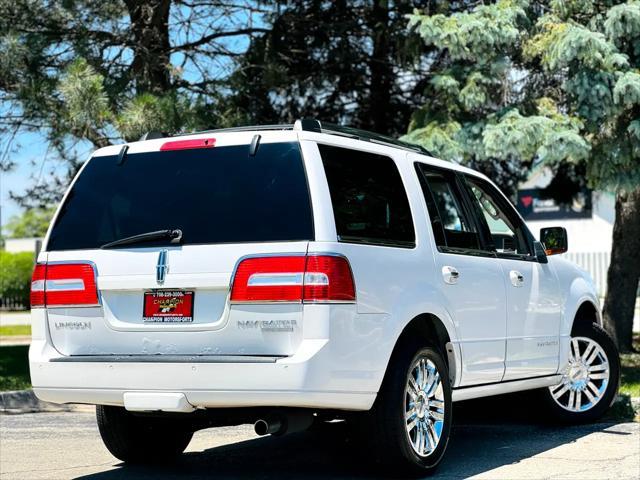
30 263 99 308
30 264 46 307
231 256 306 302
303 255 356 302
230 255 356 303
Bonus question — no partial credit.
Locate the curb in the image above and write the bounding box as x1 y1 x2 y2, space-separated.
0 389 85 415
610 394 640 421
0 336 31 346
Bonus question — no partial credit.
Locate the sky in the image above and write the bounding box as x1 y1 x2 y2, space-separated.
1 131 51 227
1 4 261 228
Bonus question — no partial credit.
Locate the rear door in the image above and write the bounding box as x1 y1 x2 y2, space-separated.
415 163 508 386
44 135 314 357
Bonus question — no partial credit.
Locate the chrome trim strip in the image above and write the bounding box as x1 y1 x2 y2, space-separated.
247 272 304 287
45 279 85 291
50 354 285 364
452 374 562 402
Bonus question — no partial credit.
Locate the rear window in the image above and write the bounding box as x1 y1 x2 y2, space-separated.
47 142 314 251
319 144 415 248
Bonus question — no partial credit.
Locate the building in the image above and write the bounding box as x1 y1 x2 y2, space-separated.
518 168 614 297
4 237 43 255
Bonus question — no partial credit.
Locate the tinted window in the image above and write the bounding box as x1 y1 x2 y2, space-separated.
319 144 415 247
47 142 314 251
416 165 481 251
465 177 532 255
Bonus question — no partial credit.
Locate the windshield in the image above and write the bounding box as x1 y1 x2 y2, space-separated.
47 141 314 251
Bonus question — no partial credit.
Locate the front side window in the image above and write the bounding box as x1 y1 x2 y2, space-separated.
416 165 482 252
319 144 415 247
465 177 532 256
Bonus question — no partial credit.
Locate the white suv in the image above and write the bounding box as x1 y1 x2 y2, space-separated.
29 120 619 475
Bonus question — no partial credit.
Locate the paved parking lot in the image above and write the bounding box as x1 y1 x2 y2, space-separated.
1 407 638 480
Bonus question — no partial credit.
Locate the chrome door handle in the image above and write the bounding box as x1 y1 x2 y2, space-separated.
509 270 525 287
442 266 460 285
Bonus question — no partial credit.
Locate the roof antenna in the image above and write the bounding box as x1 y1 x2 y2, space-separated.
116 145 129 166
249 134 261 157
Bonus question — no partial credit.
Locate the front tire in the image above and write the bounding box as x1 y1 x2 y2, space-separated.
360 342 452 476
97 406 193 463
541 322 620 424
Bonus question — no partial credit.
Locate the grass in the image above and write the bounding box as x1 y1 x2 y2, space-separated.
0 345 31 391
0 324 31 336
619 335 640 398
0 329 637 406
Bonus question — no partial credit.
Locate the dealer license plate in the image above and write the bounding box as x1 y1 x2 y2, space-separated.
143 290 194 323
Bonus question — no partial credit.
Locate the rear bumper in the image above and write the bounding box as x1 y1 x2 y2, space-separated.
29 301 391 412
33 387 373 411
29 337 376 411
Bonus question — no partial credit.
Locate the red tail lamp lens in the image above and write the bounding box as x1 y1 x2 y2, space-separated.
30 263 99 308
231 255 355 303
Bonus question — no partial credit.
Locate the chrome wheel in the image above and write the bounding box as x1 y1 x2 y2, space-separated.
549 336 610 412
405 356 445 457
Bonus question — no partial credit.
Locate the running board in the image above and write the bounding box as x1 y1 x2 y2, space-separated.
452 374 562 402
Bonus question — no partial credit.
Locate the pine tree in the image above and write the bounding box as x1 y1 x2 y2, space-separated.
228 0 440 136
407 0 640 351
0 0 267 206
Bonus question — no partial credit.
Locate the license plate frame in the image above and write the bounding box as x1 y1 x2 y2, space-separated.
143 290 194 323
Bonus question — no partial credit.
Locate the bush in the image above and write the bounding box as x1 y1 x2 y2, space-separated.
0 251 35 310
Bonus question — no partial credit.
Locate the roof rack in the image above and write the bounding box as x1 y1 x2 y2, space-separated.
293 119 431 156
194 124 294 134
148 119 431 156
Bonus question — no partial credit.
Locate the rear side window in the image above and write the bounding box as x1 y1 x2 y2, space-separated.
416 165 481 252
47 142 314 251
319 144 415 248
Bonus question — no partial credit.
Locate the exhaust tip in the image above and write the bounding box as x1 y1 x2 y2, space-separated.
254 419 270 436
254 411 313 436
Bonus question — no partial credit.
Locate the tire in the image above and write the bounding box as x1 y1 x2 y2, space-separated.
96 405 193 463
359 342 453 476
540 321 620 424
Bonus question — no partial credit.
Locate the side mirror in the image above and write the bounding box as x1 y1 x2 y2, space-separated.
540 227 568 256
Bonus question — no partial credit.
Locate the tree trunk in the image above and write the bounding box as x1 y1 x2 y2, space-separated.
125 0 172 94
363 0 392 134
602 188 640 353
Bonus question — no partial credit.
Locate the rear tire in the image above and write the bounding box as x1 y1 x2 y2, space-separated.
358 342 452 476
96 406 193 463
540 322 620 424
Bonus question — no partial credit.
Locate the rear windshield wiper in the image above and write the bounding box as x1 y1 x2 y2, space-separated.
100 229 183 249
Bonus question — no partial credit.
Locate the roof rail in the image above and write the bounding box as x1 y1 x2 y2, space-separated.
293 119 431 155
162 119 431 156
178 124 294 137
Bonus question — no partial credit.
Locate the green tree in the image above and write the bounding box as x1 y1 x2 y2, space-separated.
404 0 590 197
229 0 447 136
3 207 55 238
0 0 268 207
407 0 640 352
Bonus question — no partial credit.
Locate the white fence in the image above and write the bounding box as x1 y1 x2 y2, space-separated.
563 251 611 296
563 251 640 331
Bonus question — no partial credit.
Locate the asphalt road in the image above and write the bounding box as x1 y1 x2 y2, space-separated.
1 404 639 480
